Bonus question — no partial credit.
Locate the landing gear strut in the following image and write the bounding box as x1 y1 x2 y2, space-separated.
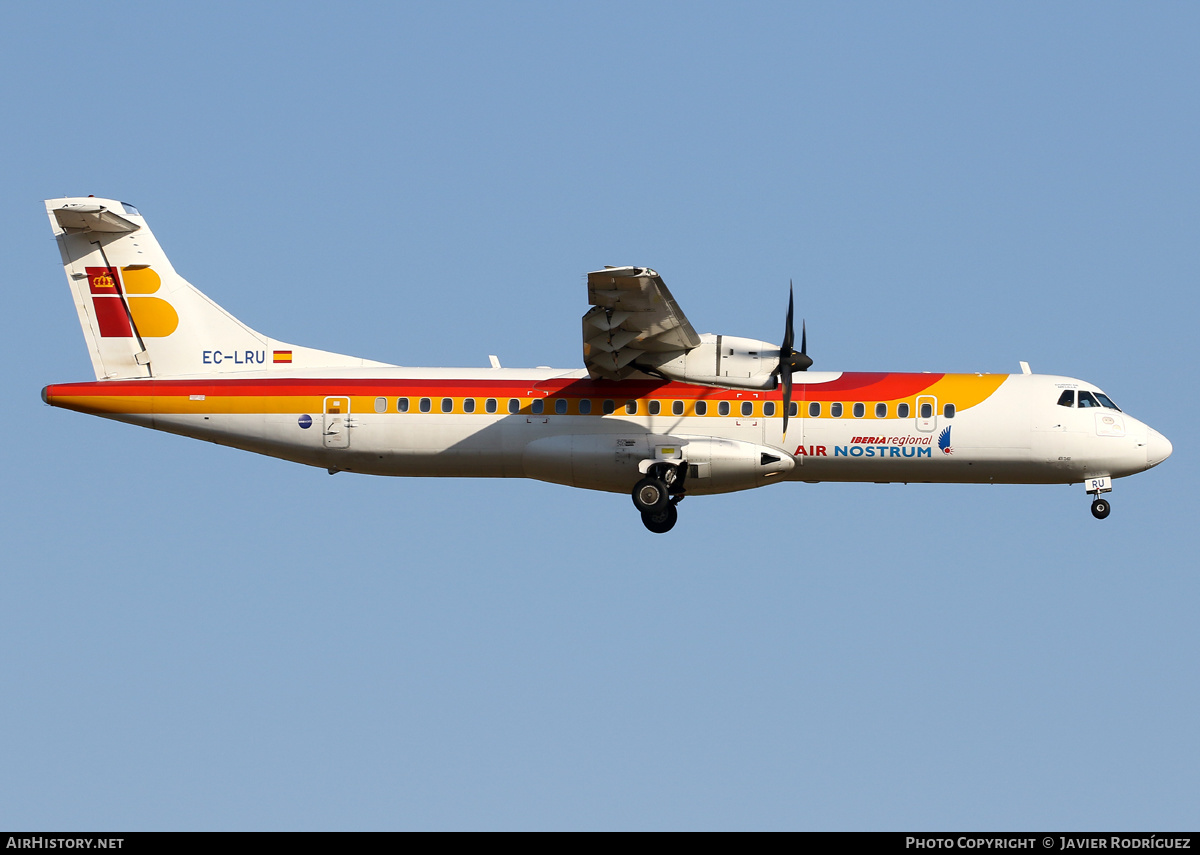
633 462 687 533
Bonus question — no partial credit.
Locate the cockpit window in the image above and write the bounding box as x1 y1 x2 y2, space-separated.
1057 390 1075 408
1078 391 1100 408
1095 393 1121 412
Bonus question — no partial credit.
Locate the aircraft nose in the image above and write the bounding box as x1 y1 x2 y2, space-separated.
1146 428 1173 468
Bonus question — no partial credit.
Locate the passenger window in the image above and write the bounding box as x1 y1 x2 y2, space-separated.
464 398 476 414
695 401 708 416
485 398 497 414
808 402 820 417
764 401 776 416
852 403 865 418
649 400 661 415
625 400 638 415
920 403 932 419
531 399 544 414
831 403 843 418
718 401 730 416
897 402 909 418
875 403 887 418
374 396 387 414
672 400 683 416
579 399 592 415
419 397 431 413
1078 391 1100 409
508 398 520 414
555 398 567 414
441 398 453 413
943 403 955 419
603 399 615 415
1057 390 1075 408
397 397 410 413
789 401 799 417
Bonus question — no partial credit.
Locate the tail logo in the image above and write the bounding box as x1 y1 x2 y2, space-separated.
86 267 179 338
91 271 117 289
938 426 953 455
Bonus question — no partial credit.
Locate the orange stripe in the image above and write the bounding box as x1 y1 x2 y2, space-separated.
47 376 1008 419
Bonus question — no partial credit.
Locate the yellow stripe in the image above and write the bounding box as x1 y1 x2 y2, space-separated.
54 376 1008 419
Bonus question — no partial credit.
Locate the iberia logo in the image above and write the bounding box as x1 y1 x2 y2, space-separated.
86 266 179 338
938 426 953 455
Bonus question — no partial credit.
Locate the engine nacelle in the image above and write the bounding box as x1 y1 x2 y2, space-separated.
523 433 794 495
643 333 780 391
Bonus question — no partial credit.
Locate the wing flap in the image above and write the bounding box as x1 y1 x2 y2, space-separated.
582 267 701 379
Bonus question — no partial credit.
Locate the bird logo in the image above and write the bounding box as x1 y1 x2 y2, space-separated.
938 426 953 455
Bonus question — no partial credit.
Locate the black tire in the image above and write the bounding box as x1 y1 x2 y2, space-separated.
641 503 678 534
632 477 670 513
1091 498 1111 520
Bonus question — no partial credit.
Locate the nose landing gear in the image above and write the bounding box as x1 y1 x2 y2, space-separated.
1086 475 1113 520
632 462 687 533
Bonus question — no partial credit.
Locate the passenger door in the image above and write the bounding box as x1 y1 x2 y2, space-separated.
915 395 937 433
323 396 351 448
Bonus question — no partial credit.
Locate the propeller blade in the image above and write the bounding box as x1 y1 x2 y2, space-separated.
795 319 812 371
781 364 792 438
782 281 795 354
777 280 810 437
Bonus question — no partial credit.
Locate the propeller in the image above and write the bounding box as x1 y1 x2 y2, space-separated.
776 281 812 437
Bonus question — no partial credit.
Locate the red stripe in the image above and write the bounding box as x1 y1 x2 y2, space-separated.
800 373 946 401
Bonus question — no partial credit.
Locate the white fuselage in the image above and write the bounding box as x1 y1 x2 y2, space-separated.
45 367 1171 497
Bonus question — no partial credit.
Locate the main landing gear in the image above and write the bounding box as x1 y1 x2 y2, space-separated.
1090 497 1111 520
632 462 687 533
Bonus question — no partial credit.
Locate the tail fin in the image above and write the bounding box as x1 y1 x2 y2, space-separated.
46 196 392 379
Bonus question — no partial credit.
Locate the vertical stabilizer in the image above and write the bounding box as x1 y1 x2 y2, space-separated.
46 197 393 379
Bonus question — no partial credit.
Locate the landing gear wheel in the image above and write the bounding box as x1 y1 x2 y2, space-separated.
1091 498 1111 520
641 503 678 534
632 477 670 513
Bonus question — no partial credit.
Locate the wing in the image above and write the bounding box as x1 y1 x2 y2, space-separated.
582 267 701 380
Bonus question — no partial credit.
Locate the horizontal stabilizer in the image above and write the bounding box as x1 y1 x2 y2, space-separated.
53 204 140 234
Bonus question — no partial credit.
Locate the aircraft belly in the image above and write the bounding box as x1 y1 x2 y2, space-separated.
791 451 1061 484
342 415 511 477
155 412 314 459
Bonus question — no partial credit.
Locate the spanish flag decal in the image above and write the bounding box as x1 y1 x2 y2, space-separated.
273 350 293 363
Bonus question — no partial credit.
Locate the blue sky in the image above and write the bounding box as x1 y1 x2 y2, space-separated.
2 2 1197 830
